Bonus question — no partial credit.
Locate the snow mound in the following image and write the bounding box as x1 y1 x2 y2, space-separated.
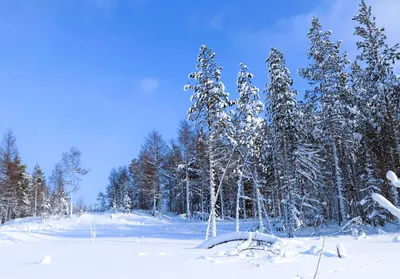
392 236 400 242
302 246 336 257
40 255 51 264
305 245 321 255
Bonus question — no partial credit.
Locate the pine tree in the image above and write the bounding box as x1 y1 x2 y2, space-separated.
353 0 400 206
234 63 264 232
185 45 233 238
123 192 132 213
266 48 301 237
30 164 49 217
359 149 386 225
299 17 350 225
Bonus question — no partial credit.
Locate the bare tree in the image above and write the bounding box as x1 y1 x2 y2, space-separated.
62 147 89 218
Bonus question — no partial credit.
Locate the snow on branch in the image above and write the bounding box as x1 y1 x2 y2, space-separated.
386 171 400 188
371 170 400 219
196 232 285 249
372 193 400 219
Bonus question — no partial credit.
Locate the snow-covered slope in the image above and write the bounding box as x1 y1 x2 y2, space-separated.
0 212 399 279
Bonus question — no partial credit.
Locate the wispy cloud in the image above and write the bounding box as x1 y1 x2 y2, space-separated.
232 0 400 68
140 77 159 93
210 14 223 31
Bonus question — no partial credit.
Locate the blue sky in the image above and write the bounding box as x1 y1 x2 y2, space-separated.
0 0 398 205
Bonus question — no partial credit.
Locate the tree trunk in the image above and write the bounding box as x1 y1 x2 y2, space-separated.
219 183 225 220
185 165 191 219
332 136 346 225
242 184 247 220
253 170 264 232
70 175 74 218
235 169 243 232
34 184 38 217
205 133 217 239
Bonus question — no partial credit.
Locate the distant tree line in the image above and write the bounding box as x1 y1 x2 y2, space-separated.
100 1 400 238
0 130 88 223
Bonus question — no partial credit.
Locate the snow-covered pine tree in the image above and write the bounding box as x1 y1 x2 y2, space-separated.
30 164 48 217
299 17 350 225
358 149 386 225
105 166 133 211
234 63 264 232
123 192 132 213
339 61 365 219
11 155 30 218
106 168 119 210
353 0 400 206
266 48 300 237
185 45 233 239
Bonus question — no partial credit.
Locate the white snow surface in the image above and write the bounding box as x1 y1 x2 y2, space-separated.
39 255 52 264
0 211 399 278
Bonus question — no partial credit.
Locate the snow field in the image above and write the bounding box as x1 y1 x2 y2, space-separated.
0 212 399 279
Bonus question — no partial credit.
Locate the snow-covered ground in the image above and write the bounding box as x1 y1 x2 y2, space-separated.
0 212 399 279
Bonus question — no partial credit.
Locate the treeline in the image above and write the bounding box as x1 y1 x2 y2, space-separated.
0 131 88 223
101 0 398 237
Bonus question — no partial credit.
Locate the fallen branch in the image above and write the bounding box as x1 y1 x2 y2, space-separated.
326 216 362 237
197 232 284 249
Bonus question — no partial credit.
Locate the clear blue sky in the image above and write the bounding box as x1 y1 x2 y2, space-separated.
0 0 397 205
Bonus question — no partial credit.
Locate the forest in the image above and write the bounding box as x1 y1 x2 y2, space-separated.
1 0 399 239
